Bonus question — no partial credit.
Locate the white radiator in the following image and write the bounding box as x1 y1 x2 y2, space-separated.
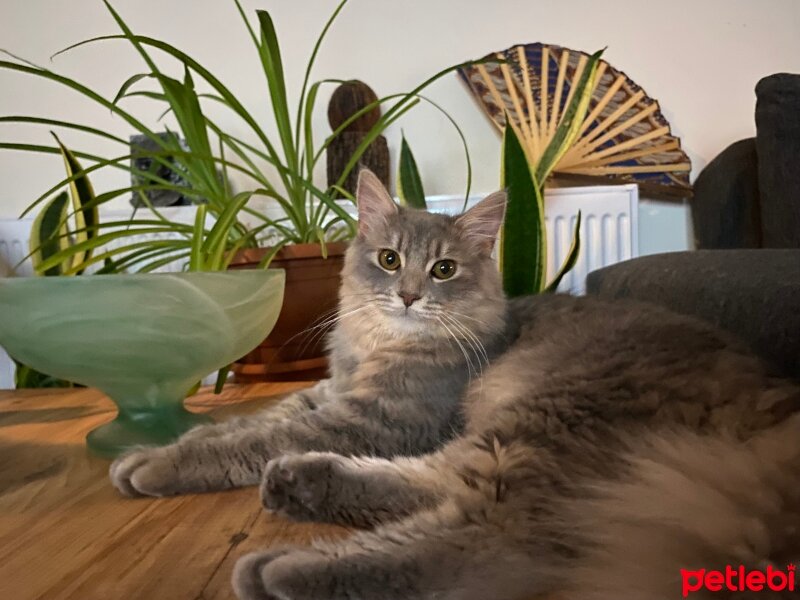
425 184 639 294
0 185 638 388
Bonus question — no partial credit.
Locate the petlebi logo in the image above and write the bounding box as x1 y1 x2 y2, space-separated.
681 565 797 597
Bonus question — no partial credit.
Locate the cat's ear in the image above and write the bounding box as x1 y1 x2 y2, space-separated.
356 169 398 236
455 190 507 252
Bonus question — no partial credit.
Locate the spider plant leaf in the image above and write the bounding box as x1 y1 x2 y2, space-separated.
545 211 582 293
257 238 290 268
397 135 426 209
190 203 208 271
50 34 287 182
112 72 152 105
501 123 546 297
0 115 128 144
314 227 328 259
294 0 349 156
34 227 188 274
30 191 70 276
536 49 603 184
51 133 99 274
202 192 252 269
213 365 231 394
0 60 164 154
256 10 296 174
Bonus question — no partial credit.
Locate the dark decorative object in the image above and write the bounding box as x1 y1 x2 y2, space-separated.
326 80 389 197
129 132 193 208
692 73 800 249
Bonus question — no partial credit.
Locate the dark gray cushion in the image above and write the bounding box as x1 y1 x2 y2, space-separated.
756 73 800 248
586 250 800 380
691 138 761 249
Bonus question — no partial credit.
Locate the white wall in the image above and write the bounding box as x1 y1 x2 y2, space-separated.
2 0 799 250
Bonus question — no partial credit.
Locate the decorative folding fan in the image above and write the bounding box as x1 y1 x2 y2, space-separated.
459 43 692 199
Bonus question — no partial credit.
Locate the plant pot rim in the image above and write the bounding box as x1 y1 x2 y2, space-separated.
231 241 349 265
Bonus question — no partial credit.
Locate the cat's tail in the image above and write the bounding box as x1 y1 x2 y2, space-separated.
563 415 800 600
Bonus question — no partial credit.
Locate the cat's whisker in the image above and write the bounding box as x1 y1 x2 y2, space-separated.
444 309 490 327
436 316 476 380
440 314 486 381
443 313 489 365
299 305 374 355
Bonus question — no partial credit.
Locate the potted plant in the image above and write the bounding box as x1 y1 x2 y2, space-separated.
1 0 474 380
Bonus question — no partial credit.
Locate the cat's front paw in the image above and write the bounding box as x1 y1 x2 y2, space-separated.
260 453 342 521
109 447 179 497
232 547 320 600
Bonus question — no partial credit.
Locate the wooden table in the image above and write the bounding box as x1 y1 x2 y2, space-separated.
0 383 349 600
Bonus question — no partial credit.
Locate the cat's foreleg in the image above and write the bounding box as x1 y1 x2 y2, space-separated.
110 390 447 497
178 380 335 441
232 498 542 600
259 452 461 527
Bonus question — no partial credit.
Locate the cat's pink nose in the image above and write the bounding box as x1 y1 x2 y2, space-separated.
398 291 421 307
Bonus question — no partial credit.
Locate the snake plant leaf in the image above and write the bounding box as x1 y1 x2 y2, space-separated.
397 135 427 209
545 211 582 293
536 49 603 184
51 133 99 274
501 123 546 297
30 191 70 276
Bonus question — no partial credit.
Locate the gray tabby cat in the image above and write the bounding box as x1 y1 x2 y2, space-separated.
111 170 800 600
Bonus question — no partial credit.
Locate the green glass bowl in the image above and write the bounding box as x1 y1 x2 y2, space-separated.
0 270 285 457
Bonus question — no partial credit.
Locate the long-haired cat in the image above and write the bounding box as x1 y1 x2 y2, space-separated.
110 169 800 600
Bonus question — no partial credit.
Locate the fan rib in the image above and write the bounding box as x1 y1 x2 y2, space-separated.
564 163 692 176
582 125 671 163
475 63 510 127
576 70 623 138
560 55 592 130
574 102 660 161
517 46 542 159
550 50 570 141
575 140 680 168
569 89 646 155
541 46 550 150
499 58 537 161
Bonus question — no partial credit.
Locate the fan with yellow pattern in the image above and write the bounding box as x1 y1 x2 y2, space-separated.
459 43 692 200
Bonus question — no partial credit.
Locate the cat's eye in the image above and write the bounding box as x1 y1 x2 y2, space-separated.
431 259 457 280
378 249 401 271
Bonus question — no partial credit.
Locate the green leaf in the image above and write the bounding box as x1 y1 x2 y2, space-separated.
112 72 152 105
257 238 290 268
294 0 348 162
213 365 231 394
0 115 128 144
536 49 603 183
545 211 581 293
255 10 297 183
30 191 70 276
397 135 426 209
501 123 546 297
51 133 99 274
190 203 208 271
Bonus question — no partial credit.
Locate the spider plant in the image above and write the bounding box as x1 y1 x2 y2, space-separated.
1 0 474 274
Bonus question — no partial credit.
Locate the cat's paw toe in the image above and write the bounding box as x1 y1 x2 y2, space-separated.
232 548 299 600
260 454 338 519
109 448 177 497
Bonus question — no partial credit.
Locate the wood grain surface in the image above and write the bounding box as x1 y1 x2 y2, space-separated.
0 383 349 600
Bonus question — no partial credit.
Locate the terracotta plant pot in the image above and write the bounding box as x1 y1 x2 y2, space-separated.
229 242 347 382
